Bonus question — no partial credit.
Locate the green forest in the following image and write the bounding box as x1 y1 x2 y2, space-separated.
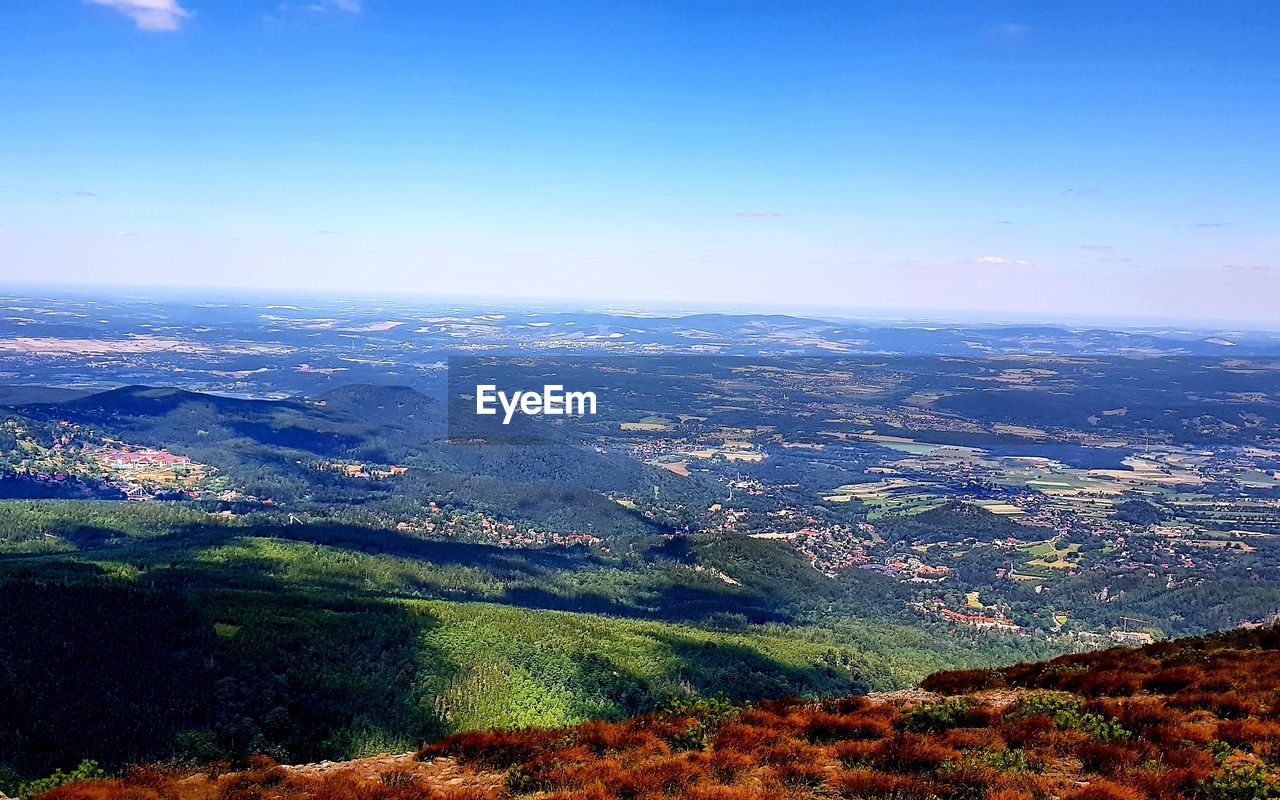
0 497 1050 781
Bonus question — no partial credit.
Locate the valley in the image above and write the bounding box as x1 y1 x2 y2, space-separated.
1 297 1278 787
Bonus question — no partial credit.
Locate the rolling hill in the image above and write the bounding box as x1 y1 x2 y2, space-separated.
23 626 1280 800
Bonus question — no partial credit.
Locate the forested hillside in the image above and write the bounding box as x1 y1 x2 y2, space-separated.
22 627 1280 800
0 487 1052 785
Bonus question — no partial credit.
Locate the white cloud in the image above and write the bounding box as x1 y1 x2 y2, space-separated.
988 23 1031 47
290 0 362 13
86 0 191 31
734 211 783 219
975 256 1031 266
268 0 362 20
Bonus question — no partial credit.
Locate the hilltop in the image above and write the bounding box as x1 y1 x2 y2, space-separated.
30 626 1280 800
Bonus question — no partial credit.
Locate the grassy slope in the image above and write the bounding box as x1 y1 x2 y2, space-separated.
0 509 1048 776
27 627 1280 800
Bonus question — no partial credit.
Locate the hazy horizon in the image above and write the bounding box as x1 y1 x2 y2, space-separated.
4 279 1280 335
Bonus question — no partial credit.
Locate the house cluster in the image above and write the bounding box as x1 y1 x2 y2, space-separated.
215 489 275 506
911 599 1022 633
1 422 235 499
316 461 410 479
742 521 873 577
2 418 94 480
394 509 601 550
938 607 1021 632
707 504 751 531
94 447 192 469
861 553 954 583
1109 629 1157 646
83 445 213 493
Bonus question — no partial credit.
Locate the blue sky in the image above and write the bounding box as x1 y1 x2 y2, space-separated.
1 1 1278 325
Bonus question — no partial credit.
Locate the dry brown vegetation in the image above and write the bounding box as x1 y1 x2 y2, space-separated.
39 628 1280 800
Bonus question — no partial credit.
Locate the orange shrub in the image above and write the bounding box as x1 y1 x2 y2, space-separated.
42 784 163 800
608 752 706 798
871 734 960 773
1142 666 1202 693
542 784 616 800
943 727 1005 750
830 768 939 799
420 727 548 768
1059 778 1147 800
801 711 894 743
711 722 783 756
1216 718 1280 749
922 668 1004 695
708 748 755 781
773 759 827 788
833 739 880 767
678 785 768 800
1076 741 1149 775
1001 714 1057 748
986 790 1034 800
573 720 668 757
